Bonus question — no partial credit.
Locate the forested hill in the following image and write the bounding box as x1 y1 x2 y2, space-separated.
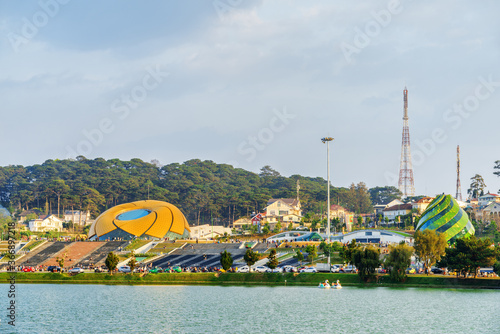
0 158 400 226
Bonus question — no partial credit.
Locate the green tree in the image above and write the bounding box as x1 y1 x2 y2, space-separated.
438 236 497 278
414 230 447 274
494 261 500 276
384 242 413 282
494 160 500 178
468 174 486 199
368 186 402 205
305 245 317 263
220 250 233 271
105 252 119 275
262 223 270 234
273 221 282 233
352 246 381 282
340 239 358 265
293 249 304 265
267 249 279 269
244 249 259 269
56 256 65 269
127 257 137 273
259 165 281 178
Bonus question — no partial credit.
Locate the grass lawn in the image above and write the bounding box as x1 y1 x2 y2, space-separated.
125 239 151 251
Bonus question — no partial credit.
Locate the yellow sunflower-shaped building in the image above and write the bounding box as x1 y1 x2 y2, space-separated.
88 200 190 240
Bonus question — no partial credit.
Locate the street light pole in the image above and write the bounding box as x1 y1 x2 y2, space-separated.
321 137 334 267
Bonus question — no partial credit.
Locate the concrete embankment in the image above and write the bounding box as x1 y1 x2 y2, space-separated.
1 272 499 289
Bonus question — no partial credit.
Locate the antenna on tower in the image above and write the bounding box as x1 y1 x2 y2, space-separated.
456 145 462 201
398 87 415 198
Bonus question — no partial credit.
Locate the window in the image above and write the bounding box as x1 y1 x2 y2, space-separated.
277 202 281 207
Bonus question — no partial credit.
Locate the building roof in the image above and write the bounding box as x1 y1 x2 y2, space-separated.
480 193 499 198
267 198 299 207
414 197 434 203
383 204 413 212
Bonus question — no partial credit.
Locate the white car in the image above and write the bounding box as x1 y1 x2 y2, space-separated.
331 265 340 273
299 267 317 273
253 266 269 273
118 266 131 273
68 267 84 274
282 265 298 273
237 266 250 273
266 267 283 273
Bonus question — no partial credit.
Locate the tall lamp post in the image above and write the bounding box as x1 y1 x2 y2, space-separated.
321 137 334 266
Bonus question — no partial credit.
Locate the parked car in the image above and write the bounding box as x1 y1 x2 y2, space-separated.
253 266 270 273
94 267 104 273
237 266 249 273
341 265 356 273
68 267 84 274
377 268 387 274
299 267 317 273
282 265 298 273
431 268 444 274
118 266 131 273
23 267 35 272
406 268 416 274
266 267 283 273
47 266 61 273
331 265 341 273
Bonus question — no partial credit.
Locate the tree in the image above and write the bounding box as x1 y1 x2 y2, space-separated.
368 186 402 205
468 174 486 199
262 223 270 234
293 249 304 265
413 230 447 274
305 245 317 263
340 239 358 265
352 246 381 282
56 255 66 269
105 252 119 275
259 165 281 178
244 249 259 269
384 242 413 282
220 250 233 271
494 261 500 276
127 257 137 273
267 249 279 269
438 236 497 278
494 160 500 178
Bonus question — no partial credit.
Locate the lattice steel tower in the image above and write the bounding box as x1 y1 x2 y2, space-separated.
456 145 462 201
398 87 415 197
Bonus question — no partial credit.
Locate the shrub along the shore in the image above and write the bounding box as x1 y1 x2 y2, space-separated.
1 272 499 289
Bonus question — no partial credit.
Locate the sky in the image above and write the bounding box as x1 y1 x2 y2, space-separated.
1 0 499 197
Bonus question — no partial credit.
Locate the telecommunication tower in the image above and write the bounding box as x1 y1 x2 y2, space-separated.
456 145 462 201
398 87 415 197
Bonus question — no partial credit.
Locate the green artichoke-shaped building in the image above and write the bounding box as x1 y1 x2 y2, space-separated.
416 194 474 243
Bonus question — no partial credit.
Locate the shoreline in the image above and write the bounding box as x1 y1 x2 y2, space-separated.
2 272 499 290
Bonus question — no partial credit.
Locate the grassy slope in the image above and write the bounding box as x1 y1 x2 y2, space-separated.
2 272 499 289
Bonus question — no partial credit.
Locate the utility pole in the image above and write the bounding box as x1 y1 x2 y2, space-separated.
398 87 415 198
322 137 334 267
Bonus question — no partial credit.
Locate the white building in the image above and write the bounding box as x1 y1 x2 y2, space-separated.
189 224 232 240
64 210 91 225
374 199 403 216
482 202 500 222
334 229 413 245
478 193 500 207
28 215 64 232
262 198 302 227
382 204 413 222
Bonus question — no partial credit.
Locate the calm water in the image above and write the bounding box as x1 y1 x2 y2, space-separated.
1 284 499 333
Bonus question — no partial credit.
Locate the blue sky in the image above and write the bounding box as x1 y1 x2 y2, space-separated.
1 0 499 196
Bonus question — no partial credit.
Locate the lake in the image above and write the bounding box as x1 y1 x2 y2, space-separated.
1 284 499 333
